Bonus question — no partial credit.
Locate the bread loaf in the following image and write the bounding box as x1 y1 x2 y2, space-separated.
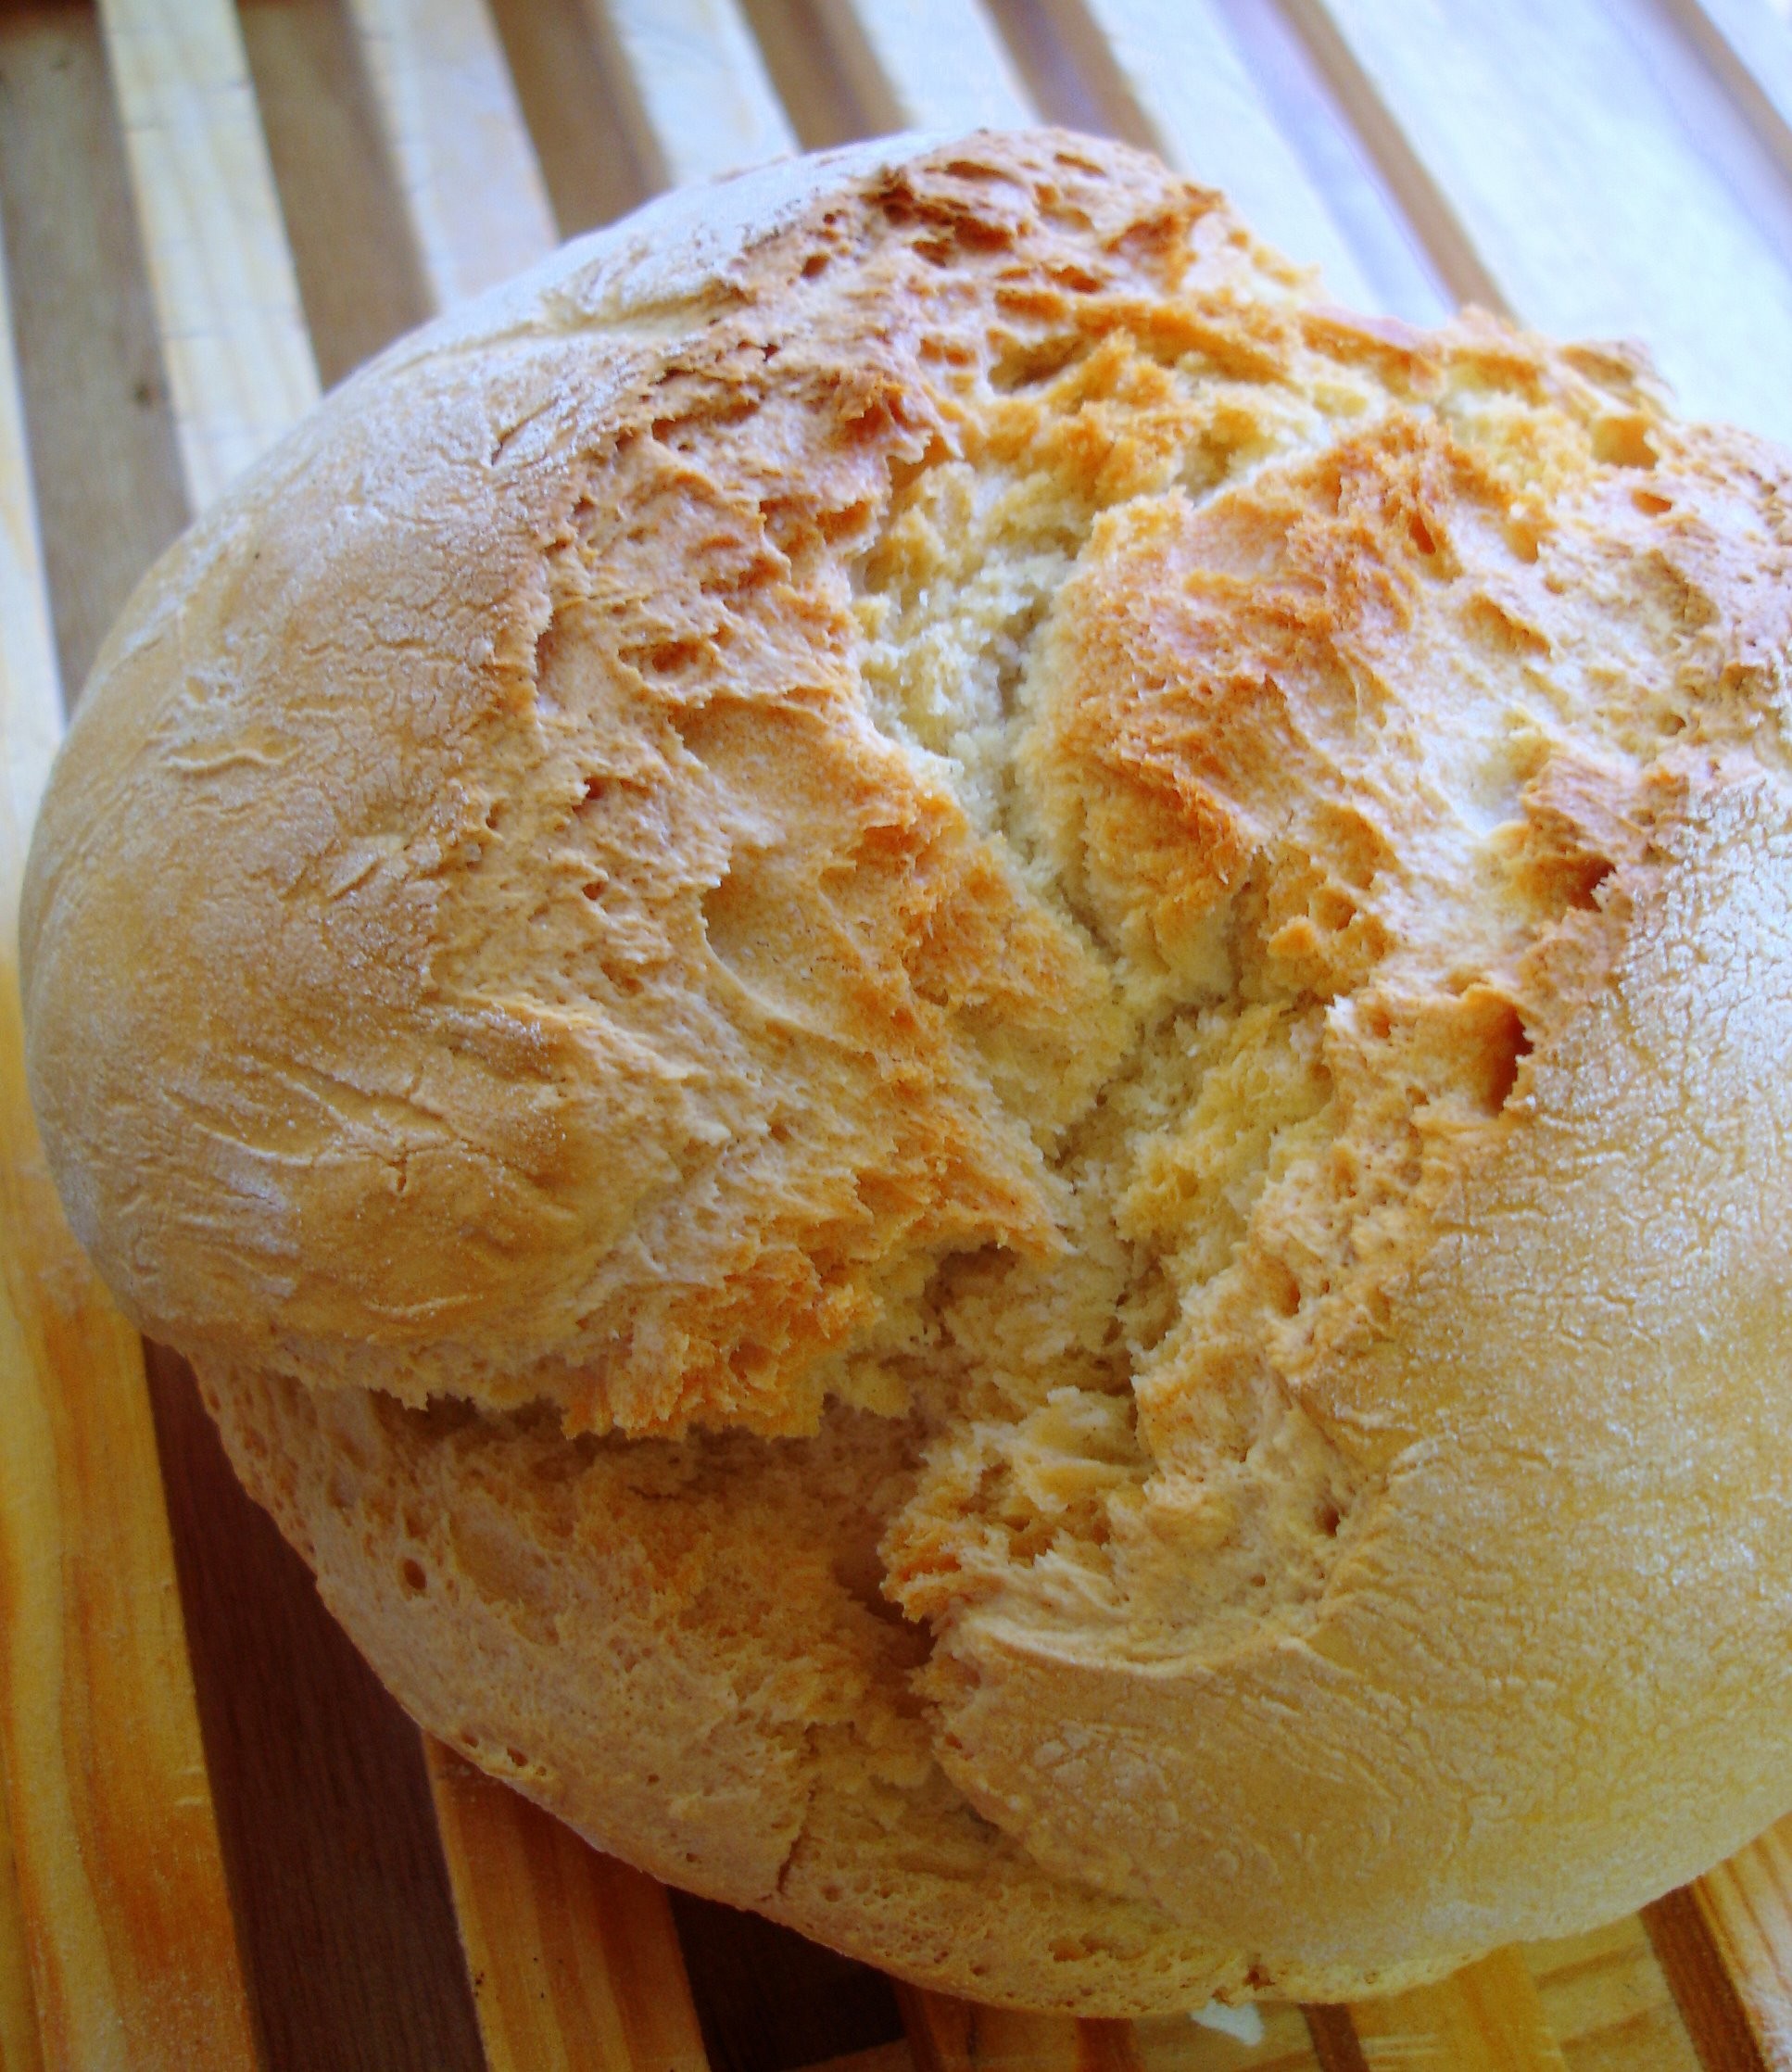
22 128 1792 2012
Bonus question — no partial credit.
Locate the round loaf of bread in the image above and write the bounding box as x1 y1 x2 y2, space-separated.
21 129 1792 2012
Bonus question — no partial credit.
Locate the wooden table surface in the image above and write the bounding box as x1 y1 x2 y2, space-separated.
5 1 1792 2067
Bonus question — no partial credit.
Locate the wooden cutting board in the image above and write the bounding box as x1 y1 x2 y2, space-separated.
3 1 1792 2066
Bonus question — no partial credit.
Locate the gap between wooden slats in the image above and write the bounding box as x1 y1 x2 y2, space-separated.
1283 0 1792 441
0 182 259 2072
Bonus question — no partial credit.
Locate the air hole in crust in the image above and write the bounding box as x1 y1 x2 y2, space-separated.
1592 414 1656 469
399 1558 427 1596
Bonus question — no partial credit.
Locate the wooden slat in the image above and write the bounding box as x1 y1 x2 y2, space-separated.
1346 1949 1569 2072
1195 0 1449 322
0 218 259 2072
582 0 797 187
0 1786 44 2072
1523 1915 1702 2072
826 0 1035 133
1658 0 1792 187
898 1990 1116 2071
425 1743 711 2072
1035 0 1378 304
343 0 558 309
1286 0 1792 441
1675 1818 1792 2066
96 0 319 509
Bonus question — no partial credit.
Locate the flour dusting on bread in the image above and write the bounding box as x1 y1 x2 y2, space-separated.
23 131 1792 2013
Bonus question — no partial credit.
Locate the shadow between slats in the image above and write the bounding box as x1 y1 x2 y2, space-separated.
486 0 652 232
979 0 1144 141
0 0 187 701
237 0 430 388
1645 1890 1772 2072
1302 2005 1370 2072
671 1889 907 2072
145 1345 486 2072
735 0 870 149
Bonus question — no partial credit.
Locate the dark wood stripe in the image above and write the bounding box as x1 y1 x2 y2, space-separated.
146 1346 486 2072
1303 2003 1373 2072
1645 1889 1772 2072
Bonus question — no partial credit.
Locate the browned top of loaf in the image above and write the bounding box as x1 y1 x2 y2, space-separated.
26 132 1789 1454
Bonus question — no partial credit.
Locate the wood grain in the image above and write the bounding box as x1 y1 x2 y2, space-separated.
1671 1817 1792 2066
1657 0 1792 189
824 0 1034 132
427 1742 710 2072
1286 0 1792 440
145 1345 486 2072
6 5 1792 2068
96 0 319 506
0 135 259 2070
0 508 248 2066
899 1990 1105 2071
0 1 190 698
344 0 557 309
1347 1949 1569 2072
1524 1916 1702 2072
582 0 796 187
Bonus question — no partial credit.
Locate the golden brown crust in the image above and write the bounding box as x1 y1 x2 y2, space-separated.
23 130 1792 2009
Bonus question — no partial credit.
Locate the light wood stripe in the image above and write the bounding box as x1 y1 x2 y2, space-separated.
1289 0 1792 441
1523 1915 1701 2072
826 0 1035 133
425 1742 711 2072
0 203 259 2072
96 0 318 510
343 0 558 309
1658 0 1792 188
582 0 797 188
898 1989 1104 2070
1348 1949 1568 2072
1034 0 1375 304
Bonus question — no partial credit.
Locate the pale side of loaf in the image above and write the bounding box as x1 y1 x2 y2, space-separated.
21 130 1792 2012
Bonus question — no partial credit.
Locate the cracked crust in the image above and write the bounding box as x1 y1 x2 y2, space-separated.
23 131 1792 2010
